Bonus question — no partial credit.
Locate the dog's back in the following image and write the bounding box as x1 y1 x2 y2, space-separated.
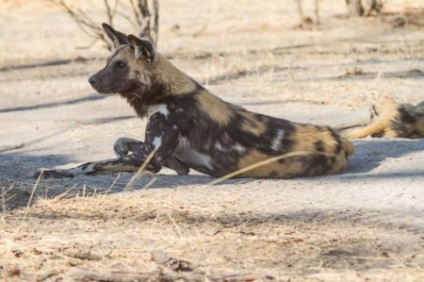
160 87 354 178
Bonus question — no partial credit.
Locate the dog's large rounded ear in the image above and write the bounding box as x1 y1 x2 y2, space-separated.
127 34 156 64
102 23 128 49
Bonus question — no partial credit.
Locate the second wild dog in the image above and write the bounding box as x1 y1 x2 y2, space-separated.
345 97 424 139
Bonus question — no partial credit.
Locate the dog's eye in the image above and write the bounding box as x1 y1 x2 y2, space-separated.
115 61 126 69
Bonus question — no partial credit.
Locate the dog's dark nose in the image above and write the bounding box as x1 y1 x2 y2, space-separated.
88 76 98 86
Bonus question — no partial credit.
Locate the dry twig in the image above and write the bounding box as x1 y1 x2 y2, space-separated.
53 0 159 50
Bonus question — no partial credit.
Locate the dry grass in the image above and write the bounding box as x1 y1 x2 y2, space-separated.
1 187 423 281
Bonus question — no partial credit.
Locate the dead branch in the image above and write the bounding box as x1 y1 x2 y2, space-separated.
52 0 159 50
345 0 385 17
345 0 364 16
152 0 159 46
366 0 385 16
103 0 114 26
295 0 305 21
55 0 111 49
314 0 320 25
136 0 159 45
294 0 320 27
129 0 142 26
138 0 151 42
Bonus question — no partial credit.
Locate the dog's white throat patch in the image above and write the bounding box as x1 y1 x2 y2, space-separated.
148 104 170 119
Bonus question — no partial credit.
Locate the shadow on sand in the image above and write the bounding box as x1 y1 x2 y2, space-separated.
0 94 106 114
344 138 424 175
1 138 423 210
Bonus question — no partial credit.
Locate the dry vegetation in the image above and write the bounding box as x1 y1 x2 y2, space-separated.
1 0 424 281
2 186 423 281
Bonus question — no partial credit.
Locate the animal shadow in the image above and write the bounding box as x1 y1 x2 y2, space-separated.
344 138 424 174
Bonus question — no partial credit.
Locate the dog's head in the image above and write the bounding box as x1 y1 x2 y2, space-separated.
88 24 156 95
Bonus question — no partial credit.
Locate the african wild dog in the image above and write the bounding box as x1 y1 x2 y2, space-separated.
36 23 354 179
345 97 424 139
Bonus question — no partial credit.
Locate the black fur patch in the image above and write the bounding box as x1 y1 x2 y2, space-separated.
398 107 417 124
390 107 412 137
329 128 342 154
314 140 325 152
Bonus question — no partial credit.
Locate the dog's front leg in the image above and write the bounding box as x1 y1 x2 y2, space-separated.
113 137 189 175
113 137 144 158
35 155 159 179
36 116 183 178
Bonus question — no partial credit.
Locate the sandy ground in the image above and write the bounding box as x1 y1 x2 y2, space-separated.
1 0 424 281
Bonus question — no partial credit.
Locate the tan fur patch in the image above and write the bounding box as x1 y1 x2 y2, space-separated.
329 153 349 174
153 54 198 95
239 111 267 136
118 49 199 96
112 47 132 64
291 124 354 157
197 91 233 126
290 125 336 153
236 149 314 178
237 148 348 179
234 124 352 178
237 150 283 178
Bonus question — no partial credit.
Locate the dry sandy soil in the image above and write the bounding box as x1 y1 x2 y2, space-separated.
1 0 424 281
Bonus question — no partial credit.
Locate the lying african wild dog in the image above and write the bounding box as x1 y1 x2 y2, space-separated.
345 97 424 139
36 23 354 179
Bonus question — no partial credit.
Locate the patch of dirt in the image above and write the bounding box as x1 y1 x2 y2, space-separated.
2 192 423 281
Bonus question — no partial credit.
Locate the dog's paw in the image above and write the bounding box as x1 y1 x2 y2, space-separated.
34 169 74 179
